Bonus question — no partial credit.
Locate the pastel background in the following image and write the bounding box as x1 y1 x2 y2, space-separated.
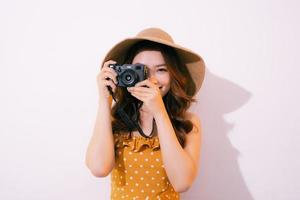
1 0 299 199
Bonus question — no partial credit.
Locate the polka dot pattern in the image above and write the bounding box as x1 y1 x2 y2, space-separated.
110 133 180 199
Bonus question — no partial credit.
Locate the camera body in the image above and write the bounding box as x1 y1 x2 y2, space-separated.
109 63 148 87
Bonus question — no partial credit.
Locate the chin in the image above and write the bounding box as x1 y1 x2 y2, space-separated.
160 86 170 96
160 90 169 97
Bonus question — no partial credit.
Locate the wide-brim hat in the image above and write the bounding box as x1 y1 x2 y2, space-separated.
102 27 205 94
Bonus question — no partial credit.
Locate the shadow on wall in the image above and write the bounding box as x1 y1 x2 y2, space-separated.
181 68 254 200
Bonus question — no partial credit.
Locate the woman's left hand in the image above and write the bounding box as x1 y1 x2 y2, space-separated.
127 79 166 115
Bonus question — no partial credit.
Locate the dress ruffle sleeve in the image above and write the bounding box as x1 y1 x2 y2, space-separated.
114 133 160 152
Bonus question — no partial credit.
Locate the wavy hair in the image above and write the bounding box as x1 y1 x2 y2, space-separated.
111 40 197 148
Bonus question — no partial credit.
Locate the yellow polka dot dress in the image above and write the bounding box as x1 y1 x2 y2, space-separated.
111 133 180 200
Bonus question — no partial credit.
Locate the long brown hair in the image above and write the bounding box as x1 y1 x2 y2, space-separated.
111 41 197 147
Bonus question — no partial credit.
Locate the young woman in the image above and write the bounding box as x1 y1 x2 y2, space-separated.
85 28 206 199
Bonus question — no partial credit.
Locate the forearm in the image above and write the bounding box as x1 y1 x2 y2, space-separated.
154 109 196 192
85 97 115 177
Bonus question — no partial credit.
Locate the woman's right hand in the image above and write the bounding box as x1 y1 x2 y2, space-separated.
97 60 118 100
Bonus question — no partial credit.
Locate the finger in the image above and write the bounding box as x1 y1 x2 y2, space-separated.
103 79 116 91
102 61 118 78
102 65 118 77
129 91 146 101
129 90 150 99
148 77 159 85
127 86 152 94
101 71 118 84
137 78 157 89
147 79 158 88
102 60 117 69
134 79 152 88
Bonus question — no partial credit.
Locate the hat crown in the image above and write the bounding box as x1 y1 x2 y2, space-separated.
136 28 174 44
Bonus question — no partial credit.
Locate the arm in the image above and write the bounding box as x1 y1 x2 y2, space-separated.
85 96 116 177
85 60 118 177
154 110 201 193
127 79 202 192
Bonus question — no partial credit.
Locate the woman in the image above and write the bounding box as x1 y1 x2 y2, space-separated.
86 28 206 199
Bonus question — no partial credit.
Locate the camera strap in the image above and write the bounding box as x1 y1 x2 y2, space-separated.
107 86 154 138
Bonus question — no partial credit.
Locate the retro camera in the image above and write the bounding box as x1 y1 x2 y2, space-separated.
109 63 148 87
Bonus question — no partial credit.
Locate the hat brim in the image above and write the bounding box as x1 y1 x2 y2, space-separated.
102 36 205 94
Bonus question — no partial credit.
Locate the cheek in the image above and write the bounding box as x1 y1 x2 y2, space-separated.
159 75 171 91
160 75 171 96
156 72 171 84
165 76 171 87
164 74 171 86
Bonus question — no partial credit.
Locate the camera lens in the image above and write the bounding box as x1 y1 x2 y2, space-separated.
125 74 132 81
120 70 137 86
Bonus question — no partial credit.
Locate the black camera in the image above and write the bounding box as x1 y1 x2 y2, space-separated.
109 63 148 87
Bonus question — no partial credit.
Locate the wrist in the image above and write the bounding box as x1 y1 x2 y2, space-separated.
153 105 168 120
98 96 112 106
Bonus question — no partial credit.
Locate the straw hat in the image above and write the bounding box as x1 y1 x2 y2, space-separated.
102 27 205 94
